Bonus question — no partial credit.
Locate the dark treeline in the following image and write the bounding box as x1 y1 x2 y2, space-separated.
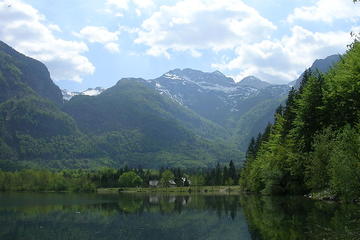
240 41 360 201
0 160 240 192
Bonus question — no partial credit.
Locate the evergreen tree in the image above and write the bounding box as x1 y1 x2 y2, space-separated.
324 42 360 128
240 41 360 200
282 87 298 137
222 166 229 185
215 163 222 185
229 160 237 184
246 138 256 160
293 72 325 152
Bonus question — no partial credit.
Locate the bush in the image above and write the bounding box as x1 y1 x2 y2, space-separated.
118 171 143 187
329 126 360 201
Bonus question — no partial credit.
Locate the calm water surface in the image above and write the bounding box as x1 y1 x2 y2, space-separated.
0 192 359 240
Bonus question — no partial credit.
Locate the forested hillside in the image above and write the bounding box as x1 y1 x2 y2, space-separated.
240 42 360 201
0 41 63 105
0 41 240 170
63 78 228 140
0 41 87 169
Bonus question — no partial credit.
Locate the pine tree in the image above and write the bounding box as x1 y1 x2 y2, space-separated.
293 72 325 152
282 87 298 137
229 160 237 184
223 166 229 185
323 42 360 128
215 163 222 185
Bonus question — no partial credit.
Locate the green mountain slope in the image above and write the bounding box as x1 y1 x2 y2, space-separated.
233 97 286 150
63 78 228 141
0 41 63 105
0 41 240 169
63 78 239 168
0 41 91 169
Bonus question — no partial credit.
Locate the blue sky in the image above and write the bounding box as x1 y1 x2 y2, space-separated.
0 0 359 91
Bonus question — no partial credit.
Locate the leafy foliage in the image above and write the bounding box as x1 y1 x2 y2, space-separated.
160 170 175 187
328 126 360 201
118 171 143 187
0 169 96 192
240 42 360 201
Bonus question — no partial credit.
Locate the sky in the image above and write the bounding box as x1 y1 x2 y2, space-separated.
0 0 359 91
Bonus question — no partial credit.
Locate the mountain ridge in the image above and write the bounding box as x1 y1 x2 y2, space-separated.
0 41 63 105
237 76 272 89
289 54 341 88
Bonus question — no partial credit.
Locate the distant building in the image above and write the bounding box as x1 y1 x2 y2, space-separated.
181 177 191 185
149 180 159 187
168 180 177 187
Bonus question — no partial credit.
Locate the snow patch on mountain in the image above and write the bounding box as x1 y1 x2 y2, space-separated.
82 88 103 96
62 87 106 100
163 73 184 81
144 69 289 122
199 83 237 93
62 90 80 101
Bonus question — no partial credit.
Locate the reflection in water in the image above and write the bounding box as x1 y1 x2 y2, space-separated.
241 195 360 240
115 194 241 218
0 193 359 240
0 193 250 240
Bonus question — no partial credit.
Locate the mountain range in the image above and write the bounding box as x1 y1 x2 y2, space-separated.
62 68 290 150
0 40 340 169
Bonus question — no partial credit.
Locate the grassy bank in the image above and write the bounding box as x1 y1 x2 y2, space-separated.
97 185 241 194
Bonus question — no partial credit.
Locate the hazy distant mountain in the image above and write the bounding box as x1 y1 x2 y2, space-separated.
145 68 289 150
146 69 287 127
237 76 271 89
289 54 341 89
146 69 238 125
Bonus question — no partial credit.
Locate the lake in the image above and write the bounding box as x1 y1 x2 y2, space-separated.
0 192 359 240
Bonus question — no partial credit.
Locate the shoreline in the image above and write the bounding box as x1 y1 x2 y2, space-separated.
97 186 242 194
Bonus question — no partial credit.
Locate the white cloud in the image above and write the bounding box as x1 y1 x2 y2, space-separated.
47 24 62 32
213 26 351 83
288 0 360 23
75 26 120 53
135 0 276 58
105 42 120 53
106 0 129 10
0 0 94 82
78 26 119 43
132 0 155 9
105 0 155 16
